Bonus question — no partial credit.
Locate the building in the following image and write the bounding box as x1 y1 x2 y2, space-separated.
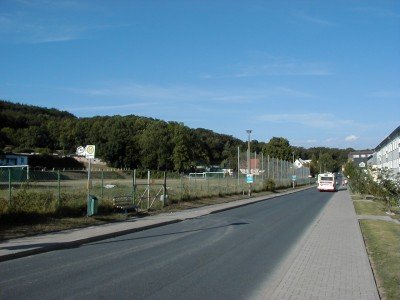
369 125 400 175
294 158 311 169
239 158 261 175
0 154 28 166
348 150 374 168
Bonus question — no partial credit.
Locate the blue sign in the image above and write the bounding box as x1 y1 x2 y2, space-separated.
246 174 254 183
292 175 297 181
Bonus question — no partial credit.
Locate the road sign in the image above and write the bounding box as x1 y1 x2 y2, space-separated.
85 145 95 159
246 174 254 183
76 145 96 159
292 175 297 181
76 146 85 156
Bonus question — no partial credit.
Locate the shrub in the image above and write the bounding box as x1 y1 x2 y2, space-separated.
11 189 56 214
264 179 276 192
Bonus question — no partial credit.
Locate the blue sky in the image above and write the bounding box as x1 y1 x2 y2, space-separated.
1 0 399 150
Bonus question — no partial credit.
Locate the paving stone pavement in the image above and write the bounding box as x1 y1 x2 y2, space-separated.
266 190 380 300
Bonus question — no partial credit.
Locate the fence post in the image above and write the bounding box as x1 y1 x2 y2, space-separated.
207 175 210 197
163 171 167 206
132 169 136 205
217 174 221 196
8 168 12 207
272 158 275 180
261 152 264 182
237 146 240 188
180 175 183 202
57 170 61 208
147 170 150 209
101 169 104 198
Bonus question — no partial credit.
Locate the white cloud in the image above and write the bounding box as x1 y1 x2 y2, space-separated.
66 102 156 112
202 53 332 79
368 90 400 98
352 7 400 18
69 83 215 101
292 11 336 26
255 113 355 129
345 135 359 142
324 138 337 143
232 62 331 77
0 2 120 44
68 82 314 104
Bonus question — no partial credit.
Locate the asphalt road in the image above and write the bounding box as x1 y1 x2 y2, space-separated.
0 188 335 300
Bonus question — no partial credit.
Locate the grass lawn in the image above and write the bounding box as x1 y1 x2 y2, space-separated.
353 200 387 216
352 194 400 299
359 220 400 300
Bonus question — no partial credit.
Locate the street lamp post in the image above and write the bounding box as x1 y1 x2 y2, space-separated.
246 130 252 196
292 152 295 188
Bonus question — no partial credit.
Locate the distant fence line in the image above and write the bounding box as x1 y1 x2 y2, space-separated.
0 157 312 214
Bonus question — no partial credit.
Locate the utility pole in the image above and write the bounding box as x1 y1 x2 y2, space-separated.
292 152 295 188
237 146 240 187
246 130 252 197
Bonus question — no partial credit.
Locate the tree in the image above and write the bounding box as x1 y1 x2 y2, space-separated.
262 137 293 161
373 167 400 212
170 123 194 173
139 121 172 170
318 152 336 173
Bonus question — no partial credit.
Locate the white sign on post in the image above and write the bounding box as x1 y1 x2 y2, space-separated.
76 146 85 156
85 145 95 159
76 145 96 159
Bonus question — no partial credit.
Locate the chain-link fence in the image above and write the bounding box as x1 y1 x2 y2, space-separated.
0 155 312 215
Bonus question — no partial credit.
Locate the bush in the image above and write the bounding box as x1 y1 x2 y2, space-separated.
10 189 56 214
344 162 400 212
264 179 276 192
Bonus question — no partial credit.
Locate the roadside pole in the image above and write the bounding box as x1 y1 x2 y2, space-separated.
57 170 61 207
87 157 92 204
76 145 96 216
8 168 12 207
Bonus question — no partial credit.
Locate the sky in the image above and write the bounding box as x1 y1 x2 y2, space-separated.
1 0 399 150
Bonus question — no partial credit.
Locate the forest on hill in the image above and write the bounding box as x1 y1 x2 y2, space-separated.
0 100 354 174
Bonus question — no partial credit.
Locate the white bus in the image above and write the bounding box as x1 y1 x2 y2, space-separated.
317 172 337 192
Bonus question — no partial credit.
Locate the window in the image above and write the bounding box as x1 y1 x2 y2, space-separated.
353 154 359 158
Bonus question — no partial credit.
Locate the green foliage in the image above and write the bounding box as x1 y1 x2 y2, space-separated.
318 152 337 173
10 189 56 213
264 179 276 191
344 162 400 211
308 147 353 175
1 100 353 175
263 137 293 161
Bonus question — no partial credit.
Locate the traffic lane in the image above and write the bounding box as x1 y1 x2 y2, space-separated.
0 188 333 300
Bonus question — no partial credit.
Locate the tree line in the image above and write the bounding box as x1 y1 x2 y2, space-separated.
1 100 354 174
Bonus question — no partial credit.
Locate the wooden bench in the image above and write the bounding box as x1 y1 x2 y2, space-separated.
112 196 137 214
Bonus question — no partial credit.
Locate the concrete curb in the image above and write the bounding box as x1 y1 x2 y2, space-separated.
0 185 315 262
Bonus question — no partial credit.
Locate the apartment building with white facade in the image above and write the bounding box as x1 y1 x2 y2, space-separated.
369 126 400 175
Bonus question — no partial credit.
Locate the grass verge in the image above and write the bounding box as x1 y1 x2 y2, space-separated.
351 194 400 299
353 200 388 216
359 220 400 300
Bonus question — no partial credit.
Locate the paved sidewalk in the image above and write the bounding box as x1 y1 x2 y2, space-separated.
0 186 312 262
264 190 380 300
